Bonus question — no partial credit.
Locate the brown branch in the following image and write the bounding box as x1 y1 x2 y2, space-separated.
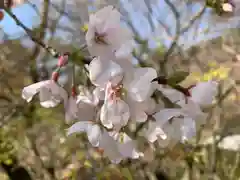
3 6 87 58
161 0 181 74
3 6 60 58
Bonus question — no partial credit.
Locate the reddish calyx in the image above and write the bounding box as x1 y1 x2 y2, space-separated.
51 71 59 82
185 84 196 97
71 86 77 97
0 11 4 21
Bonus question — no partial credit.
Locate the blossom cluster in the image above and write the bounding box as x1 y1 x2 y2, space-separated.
21 6 218 164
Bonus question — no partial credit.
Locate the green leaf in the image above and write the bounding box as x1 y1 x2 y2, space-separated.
121 168 133 180
167 71 189 86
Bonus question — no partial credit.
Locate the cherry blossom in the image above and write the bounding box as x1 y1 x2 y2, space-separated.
145 100 207 144
20 5 223 164
22 80 68 108
100 82 130 130
67 122 143 163
86 5 133 57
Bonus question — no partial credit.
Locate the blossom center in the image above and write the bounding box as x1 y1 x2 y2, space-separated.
106 82 123 101
94 32 108 45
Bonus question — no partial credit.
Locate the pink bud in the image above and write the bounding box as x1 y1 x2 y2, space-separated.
51 71 59 82
57 55 68 67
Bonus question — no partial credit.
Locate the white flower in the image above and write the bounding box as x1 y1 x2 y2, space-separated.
147 102 207 144
145 117 191 147
22 80 68 108
67 122 142 163
86 5 133 57
67 121 102 147
157 81 218 107
95 66 157 125
100 82 130 130
144 121 167 143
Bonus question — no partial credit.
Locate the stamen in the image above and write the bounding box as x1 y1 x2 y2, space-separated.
94 32 108 45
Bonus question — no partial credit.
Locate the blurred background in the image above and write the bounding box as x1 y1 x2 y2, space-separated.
0 0 240 179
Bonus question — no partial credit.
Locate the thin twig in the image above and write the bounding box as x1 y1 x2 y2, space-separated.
161 0 180 74
3 7 87 58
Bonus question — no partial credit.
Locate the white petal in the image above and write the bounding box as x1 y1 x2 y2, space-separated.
93 87 105 100
111 99 130 129
190 81 218 106
180 100 206 120
39 81 68 108
89 57 123 87
99 131 123 163
66 121 92 136
158 120 181 148
87 124 102 147
180 117 196 142
100 102 113 129
76 96 96 121
157 85 185 103
22 80 49 102
94 6 120 27
125 97 148 123
154 108 183 126
100 99 130 130
145 121 167 143
141 98 156 115
64 96 79 123
128 67 157 102
113 55 135 75
118 141 141 159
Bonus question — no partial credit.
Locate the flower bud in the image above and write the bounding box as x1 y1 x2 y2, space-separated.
71 86 77 97
57 54 69 67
